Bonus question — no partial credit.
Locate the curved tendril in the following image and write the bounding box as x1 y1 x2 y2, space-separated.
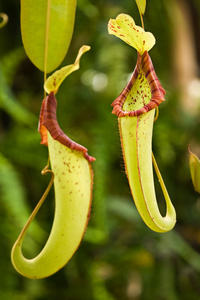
0 13 8 29
152 152 173 211
152 152 168 198
12 163 54 245
154 107 159 122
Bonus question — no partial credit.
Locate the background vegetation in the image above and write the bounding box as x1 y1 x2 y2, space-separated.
0 0 200 299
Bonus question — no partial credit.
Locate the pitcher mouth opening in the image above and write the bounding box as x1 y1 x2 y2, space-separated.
111 51 166 118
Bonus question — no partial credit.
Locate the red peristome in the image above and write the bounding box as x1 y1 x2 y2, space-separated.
111 51 166 117
39 92 95 163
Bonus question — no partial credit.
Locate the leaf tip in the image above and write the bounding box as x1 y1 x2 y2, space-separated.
135 0 146 15
44 45 91 94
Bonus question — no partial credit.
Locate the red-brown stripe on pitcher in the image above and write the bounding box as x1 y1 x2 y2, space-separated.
39 92 95 163
112 51 166 117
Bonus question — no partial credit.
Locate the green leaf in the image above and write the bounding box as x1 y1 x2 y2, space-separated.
44 45 91 94
108 14 155 55
20 0 76 73
135 0 146 15
189 149 200 194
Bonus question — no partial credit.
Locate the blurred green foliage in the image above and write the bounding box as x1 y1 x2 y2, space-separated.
0 0 200 299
